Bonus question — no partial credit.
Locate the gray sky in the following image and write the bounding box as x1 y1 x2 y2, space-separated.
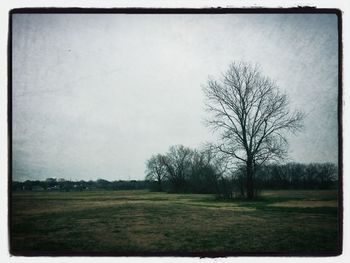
12 13 339 181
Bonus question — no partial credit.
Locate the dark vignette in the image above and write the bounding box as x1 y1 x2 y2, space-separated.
7 6 343 258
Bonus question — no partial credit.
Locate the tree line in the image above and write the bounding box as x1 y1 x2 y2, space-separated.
145 145 224 194
12 178 149 192
145 145 338 198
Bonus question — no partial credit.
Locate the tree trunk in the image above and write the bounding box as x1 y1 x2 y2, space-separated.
246 158 254 200
157 179 162 192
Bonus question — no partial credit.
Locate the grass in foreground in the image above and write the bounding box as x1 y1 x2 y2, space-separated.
10 189 340 255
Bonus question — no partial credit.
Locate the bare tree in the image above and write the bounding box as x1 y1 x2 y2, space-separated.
160 145 193 192
145 154 167 191
203 61 304 199
189 147 221 193
318 162 338 188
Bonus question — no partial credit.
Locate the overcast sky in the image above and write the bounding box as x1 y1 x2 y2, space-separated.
12 13 339 181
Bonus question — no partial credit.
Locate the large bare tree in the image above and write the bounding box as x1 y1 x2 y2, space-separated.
203 62 304 199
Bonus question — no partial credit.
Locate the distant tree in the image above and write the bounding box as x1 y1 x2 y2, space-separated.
161 145 193 192
145 154 167 191
305 164 318 188
189 148 222 193
283 162 304 188
318 162 338 188
254 162 338 190
203 61 304 199
96 179 112 189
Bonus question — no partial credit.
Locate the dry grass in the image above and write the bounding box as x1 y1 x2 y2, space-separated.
12 191 256 214
10 189 340 255
261 189 338 199
269 200 338 208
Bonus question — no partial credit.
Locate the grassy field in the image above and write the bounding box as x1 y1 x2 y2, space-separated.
10 189 340 255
